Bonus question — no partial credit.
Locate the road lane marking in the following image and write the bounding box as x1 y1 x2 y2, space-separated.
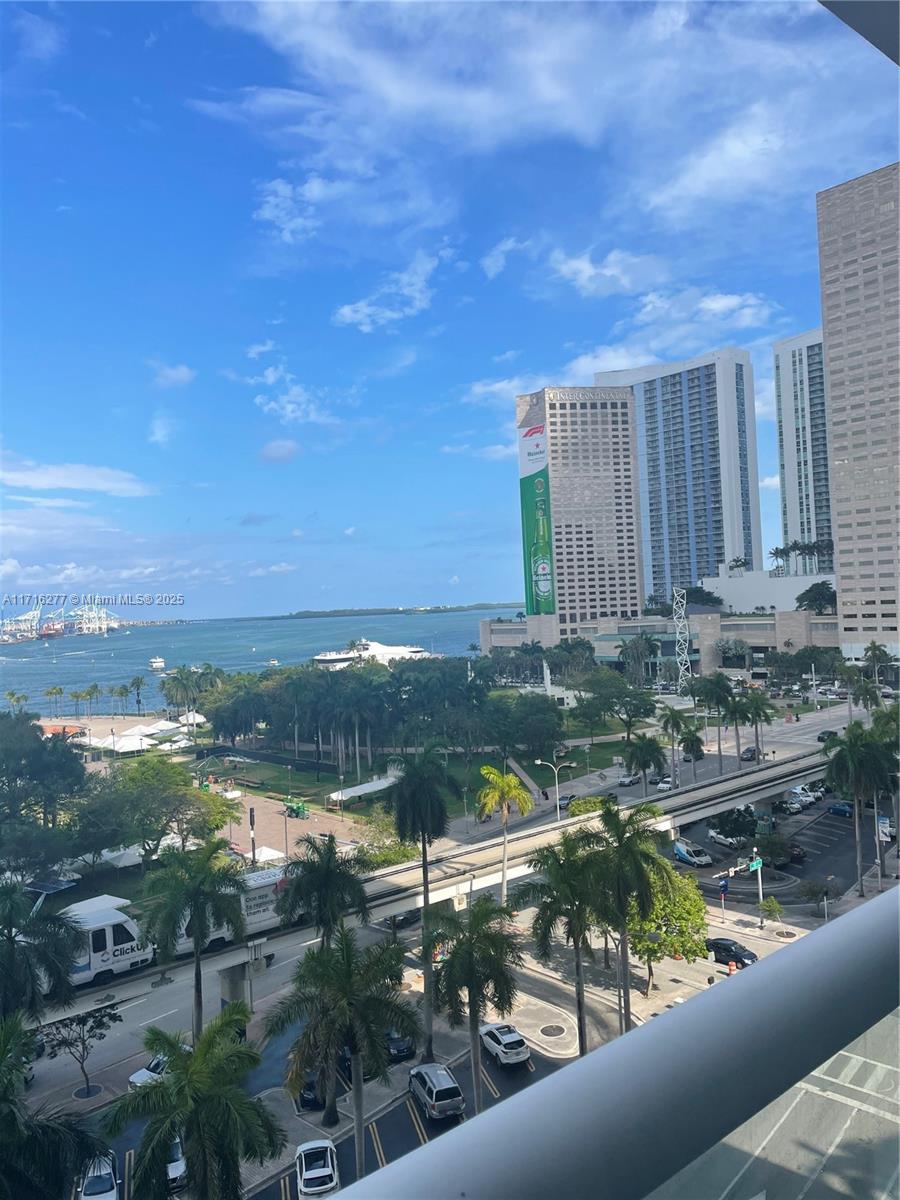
715 1092 804 1200
369 1121 386 1169
526 1058 535 1072
337 1068 351 1090
794 1108 855 1200
405 1097 428 1144
280 1170 292 1199
139 1008 179 1026
879 1164 900 1200
799 1080 900 1122
117 998 148 1012
480 1065 500 1100
124 1148 134 1200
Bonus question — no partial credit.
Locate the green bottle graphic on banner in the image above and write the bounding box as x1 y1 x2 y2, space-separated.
530 495 554 613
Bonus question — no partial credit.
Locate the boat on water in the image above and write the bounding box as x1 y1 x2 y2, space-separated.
149 656 166 671
312 638 432 671
267 658 280 666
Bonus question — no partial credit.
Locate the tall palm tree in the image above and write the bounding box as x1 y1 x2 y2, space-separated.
744 692 776 761
618 633 661 687
623 732 666 797
161 667 200 717
862 641 893 687
852 676 882 721
476 765 534 903
84 683 101 718
0 1014 107 1200
768 545 786 574
724 694 751 768
130 675 147 717
105 1002 284 1200
658 705 687 785
384 744 461 1060
265 925 419 1180
585 801 674 1031
679 725 705 785
0 882 85 1021
694 673 733 774
277 833 369 947
431 896 523 1114
141 839 247 1043
197 663 227 693
44 686 64 718
516 831 597 1057
825 722 898 898
837 663 861 725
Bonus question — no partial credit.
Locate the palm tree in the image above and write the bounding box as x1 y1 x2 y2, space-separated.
744 692 776 761
84 683 101 718
265 925 419 1180
837 663 861 724
69 690 83 717
277 833 369 947
0 1014 107 1200
431 896 523 1115
786 539 802 575
585 801 674 1031
679 725 705 785
476 765 534 903
516 831 597 1057
105 1002 284 1200
623 732 666 797
140 839 247 1043
694 673 733 775
44 686 64 718
129 675 146 716
724 694 751 768
618 633 661 687
862 641 893 687
0 882 85 1021
825 723 898 898
161 666 200 717
768 545 786 574
658 705 687 786
197 663 227 693
852 676 882 721
384 744 461 1060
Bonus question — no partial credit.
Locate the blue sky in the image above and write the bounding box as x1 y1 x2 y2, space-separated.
2 2 896 619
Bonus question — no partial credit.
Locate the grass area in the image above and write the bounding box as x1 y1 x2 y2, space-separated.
524 740 629 791
198 756 374 811
562 712 628 738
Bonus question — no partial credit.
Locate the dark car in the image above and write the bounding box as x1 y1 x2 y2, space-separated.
385 1029 415 1062
705 938 758 969
391 909 421 929
817 730 838 743
338 1047 378 1082
297 1071 325 1111
648 772 664 785
740 747 758 761
828 801 853 818
682 750 704 762
790 844 807 864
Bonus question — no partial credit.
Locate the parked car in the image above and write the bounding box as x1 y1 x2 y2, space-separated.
784 797 804 814
817 730 839 743
708 829 744 850
828 801 853 818
167 1138 188 1194
298 1071 325 1112
705 938 758 969
128 1048 189 1091
682 750 704 762
558 793 577 811
295 1140 339 1196
480 1022 531 1065
391 908 421 929
648 772 665 786
617 773 640 787
790 844 808 864
338 1046 376 1082
78 1154 119 1200
673 839 713 868
656 778 673 792
385 1029 415 1062
740 747 758 761
409 1063 466 1120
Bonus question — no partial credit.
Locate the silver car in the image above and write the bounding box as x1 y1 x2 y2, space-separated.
409 1063 466 1119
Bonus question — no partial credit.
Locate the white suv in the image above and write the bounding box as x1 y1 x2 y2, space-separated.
708 829 744 850
409 1063 465 1119
480 1023 531 1065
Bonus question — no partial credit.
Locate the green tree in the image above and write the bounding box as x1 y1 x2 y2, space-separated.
265 926 419 1179
384 744 460 1061
795 581 837 615
516 831 597 1057
161 666 201 717
0 881 85 1021
618 633 660 687
623 732 666 797
482 696 518 767
757 833 791 867
679 725 705 785
798 878 842 915
862 641 893 687
105 1002 284 1200
707 807 756 842
852 675 882 717
628 872 708 996
694 673 733 775
837 663 862 725
744 692 776 761
512 692 564 762
825 722 898 897
432 896 523 1114
44 686 64 718
612 689 656 741
0 1014 106 1200
585 800 674 1030
42 1004 123 1098
141 839 247 1043
476 765 534 904
724 694 751 768
111 756 196 870
658 705 687 785
277 832 369 947
129 675 147 716
759 896 783 927
683 586 723 607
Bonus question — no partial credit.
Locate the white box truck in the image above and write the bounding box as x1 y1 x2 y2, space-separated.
61 894 155 985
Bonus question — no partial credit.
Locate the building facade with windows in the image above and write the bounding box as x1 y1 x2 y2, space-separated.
816 163 899 658
516 385 643 647
593 349 763 604
773 329 833 572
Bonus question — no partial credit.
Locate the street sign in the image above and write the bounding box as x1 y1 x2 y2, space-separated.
748 857 762 871
719 878 729 895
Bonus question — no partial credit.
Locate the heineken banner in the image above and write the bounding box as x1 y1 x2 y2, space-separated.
518 420 555 615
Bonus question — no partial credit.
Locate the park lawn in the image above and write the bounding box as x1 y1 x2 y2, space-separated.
562 712 629 739
199 756 382 810
525 739 629 791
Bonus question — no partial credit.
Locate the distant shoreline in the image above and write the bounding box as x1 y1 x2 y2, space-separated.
276 602 524 620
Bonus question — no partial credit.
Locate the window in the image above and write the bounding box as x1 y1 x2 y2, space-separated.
113 923 135 947
91 928 107 953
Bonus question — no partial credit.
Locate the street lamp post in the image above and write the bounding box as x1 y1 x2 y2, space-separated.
287 764 292 801
282 808 289 861
535 758 576 822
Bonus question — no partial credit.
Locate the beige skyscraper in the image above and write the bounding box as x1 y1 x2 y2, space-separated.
516 386 643 647
816 163 899 657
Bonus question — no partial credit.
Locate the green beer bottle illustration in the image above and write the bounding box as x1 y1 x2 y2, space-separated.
530 495 554 613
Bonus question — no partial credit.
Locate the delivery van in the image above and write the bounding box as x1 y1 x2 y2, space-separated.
61 895 155 985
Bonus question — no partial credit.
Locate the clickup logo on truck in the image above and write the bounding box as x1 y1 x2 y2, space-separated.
518 421 555 616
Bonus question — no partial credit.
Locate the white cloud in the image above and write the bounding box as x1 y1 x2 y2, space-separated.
448 574 460 585
344 526 356 537
492 350 519 364
474 443 516 461
759 475 781 491
148 412 176 447
247 339 275 359
253 178 319 244
463 374 547 409
254 384 337 426
333 250 438 333
249 561 297 577
0 453 152 497
480 237 530 280
550 248 667 297
440 444 471 455
13 10 64 61
147 359 197 388
5 495 90 510
260 439 299 462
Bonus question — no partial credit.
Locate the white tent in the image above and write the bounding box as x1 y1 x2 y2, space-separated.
122 724 159 737
145 719 180 734
327 773 400 804
179 711 206 726
253 846 287 865
110 734 157 754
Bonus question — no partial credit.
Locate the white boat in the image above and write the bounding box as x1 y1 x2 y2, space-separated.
149 656 165 671
313 638 431 671
267 658 280 666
